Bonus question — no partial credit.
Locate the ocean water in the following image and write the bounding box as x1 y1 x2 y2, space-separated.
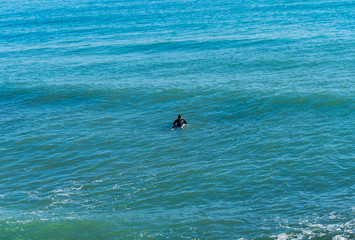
0 0 354 239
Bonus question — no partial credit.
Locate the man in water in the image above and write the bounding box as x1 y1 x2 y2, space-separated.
171 114 187 130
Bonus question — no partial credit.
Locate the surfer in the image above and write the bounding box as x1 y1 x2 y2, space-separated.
171 114 187 130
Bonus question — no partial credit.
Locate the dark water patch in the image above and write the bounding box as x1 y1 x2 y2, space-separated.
0 214 353 240
0 219 119 240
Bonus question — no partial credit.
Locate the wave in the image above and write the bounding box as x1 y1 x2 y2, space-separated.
1 84 353 111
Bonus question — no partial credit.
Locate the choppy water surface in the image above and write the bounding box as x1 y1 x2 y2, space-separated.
0 0 354 239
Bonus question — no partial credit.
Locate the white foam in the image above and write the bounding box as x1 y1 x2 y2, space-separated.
332 235 348 240
92 179 103 183
329 211 338 219
57 193 70 197
276 233 289 240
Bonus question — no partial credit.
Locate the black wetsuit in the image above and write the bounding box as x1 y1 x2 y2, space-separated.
173 118 187 128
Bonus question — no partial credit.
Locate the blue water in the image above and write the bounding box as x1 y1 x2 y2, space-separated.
1 0 354 239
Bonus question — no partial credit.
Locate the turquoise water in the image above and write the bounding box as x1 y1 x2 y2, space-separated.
1 0 354 239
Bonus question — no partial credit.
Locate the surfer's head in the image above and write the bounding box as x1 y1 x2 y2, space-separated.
178 114 182 119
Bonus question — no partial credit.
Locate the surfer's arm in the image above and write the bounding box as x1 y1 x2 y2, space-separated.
171 120 177 130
